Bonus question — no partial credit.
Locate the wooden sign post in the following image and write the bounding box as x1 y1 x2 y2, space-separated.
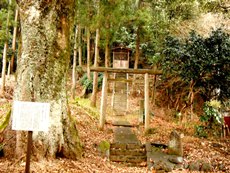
12 101 50 173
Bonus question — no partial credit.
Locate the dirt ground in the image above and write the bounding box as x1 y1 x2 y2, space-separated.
0 76 229 173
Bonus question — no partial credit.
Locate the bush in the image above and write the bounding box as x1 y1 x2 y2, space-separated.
80 72 103 93
195 100 222 138
162 28 230 102
195 125 208 138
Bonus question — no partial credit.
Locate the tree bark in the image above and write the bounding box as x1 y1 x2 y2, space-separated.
144 73 150 133
87 28 91 79
14 0 82 159
1 42 8 94
78 25 82 67
134 27 140 70
105 37 110 68
71 25 78 99
10 6 19 74
132 26 140 94
91 28 100 107
100 71 108 130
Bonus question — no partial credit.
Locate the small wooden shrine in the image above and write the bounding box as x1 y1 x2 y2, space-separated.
112 46 131 69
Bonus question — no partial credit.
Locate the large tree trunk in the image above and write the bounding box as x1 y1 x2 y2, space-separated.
14 0 82 159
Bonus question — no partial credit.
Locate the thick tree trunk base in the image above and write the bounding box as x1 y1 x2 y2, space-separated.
14 0 82 159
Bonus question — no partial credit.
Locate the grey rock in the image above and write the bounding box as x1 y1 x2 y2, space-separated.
168 156 183 164
168 130 183 156
201 162 212 172
189 162 200 171
152 160 173 172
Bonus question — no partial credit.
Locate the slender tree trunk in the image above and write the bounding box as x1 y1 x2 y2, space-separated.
1 1 11 94
87 28 91 79
71 25 78 99
100 71 108 130
134 27 140 70
151 75 157 104
91 28 100 107
7 61 10 77
144 73 150 133
105 37 110 68
132 27 140 94
188 80 195 120
134 0 141 69
1 43 8 94
10 6 19 74
14 0 82 159
78 25 82 67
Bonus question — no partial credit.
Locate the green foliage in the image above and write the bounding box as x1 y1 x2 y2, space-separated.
74 97 100 119
201 100 222 125
164 0 199 20
200 0 229 15
195 125 208 138
0 109 11 133
162 28 230 101
195 100 222 138
0 0 16 73
80 72 103 93
98 140 110 153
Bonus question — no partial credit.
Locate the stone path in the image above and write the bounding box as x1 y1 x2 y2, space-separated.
114 126 140 144
109 121 146 166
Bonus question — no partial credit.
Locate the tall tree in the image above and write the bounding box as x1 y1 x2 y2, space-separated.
90 0 100 107
100 0 132 67
78 25 82 67
14 0 82 158
86 27 91 79
91 28 100 107
10 5 19 74
71 25 78 99
1 0 11 94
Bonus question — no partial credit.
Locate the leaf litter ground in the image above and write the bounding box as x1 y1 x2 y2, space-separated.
0 76 229 173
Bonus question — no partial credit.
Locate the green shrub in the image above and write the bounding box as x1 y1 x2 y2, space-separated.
195 100 222 138
80 72 103 93
162 28 230 101
195 125 208 138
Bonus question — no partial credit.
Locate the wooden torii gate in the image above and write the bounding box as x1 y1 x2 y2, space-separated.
90 67 162 133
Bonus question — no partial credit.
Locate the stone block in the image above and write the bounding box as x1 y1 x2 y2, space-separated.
126 143 142 149
128 149 146 156
126 156 147 163
110 143 127 149
168 130 183 156
109 155 127 162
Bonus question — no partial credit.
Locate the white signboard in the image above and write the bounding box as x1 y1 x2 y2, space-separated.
12 101 50 132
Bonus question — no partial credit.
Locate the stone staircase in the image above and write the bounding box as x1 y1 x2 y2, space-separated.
110 142 146 166
109 125 147 166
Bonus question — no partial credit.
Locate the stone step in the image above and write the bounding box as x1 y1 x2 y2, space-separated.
110 148 146 156
110 142 147 166
110 143 145 150
110 155 147 163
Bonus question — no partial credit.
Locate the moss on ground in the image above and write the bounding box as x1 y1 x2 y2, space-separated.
74 97 100 119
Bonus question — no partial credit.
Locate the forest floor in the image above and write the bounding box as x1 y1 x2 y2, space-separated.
0 75 230 173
